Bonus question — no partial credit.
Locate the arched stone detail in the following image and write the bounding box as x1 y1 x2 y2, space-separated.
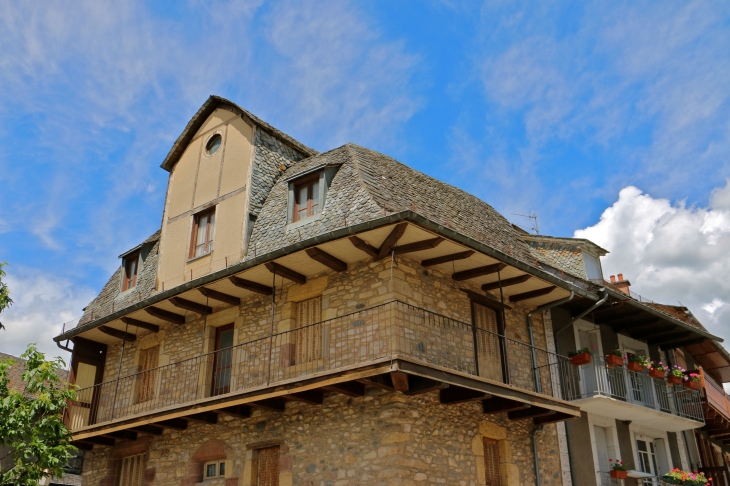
181 439 232 486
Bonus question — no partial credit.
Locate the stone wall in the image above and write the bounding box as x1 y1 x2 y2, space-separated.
81 389 564 486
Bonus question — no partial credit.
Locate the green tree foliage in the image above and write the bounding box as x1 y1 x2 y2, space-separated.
0 344 77 485
0 261 12 330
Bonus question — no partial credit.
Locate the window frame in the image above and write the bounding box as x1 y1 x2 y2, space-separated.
119 453 145 486
189 207 216 260
292 172 322 223
482 437 501 486
203 460 227 479
122 251 140 291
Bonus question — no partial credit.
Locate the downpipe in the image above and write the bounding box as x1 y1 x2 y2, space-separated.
527 291 574 393
533 425 545 486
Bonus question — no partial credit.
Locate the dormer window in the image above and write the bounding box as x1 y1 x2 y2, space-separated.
293 172 322 222
122 252 139 291
190 207 216 259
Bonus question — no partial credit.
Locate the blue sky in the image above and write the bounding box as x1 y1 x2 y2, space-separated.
2 1 730 358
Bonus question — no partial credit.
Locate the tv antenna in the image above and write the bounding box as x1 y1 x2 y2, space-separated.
512 212 539 234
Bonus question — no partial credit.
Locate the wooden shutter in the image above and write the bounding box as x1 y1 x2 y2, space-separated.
138 346 159 403
119 453 144 486
257 446 280 486
473 303 503 382
296 297 322 364
483 438 501 486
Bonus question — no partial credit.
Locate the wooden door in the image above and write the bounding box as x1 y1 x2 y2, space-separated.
211 324 234 396
69 362 96 429
472 303 503 382
257 446 280 486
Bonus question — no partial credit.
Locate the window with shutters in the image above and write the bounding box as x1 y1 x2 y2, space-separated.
296 297 322 364
257 446 279 486
472 303 503 382
189 207 216 259
137 345 159 403
483 438 501 486
119 453 145 486
122 251 140 291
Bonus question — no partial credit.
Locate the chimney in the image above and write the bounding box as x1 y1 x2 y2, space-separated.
614 273 631 296
609 275 616 283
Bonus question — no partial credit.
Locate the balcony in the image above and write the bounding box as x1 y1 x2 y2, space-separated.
563 358 704 429
67 300 580 436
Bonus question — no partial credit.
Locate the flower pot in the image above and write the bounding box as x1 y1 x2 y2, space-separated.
662 477 681 485
606 355 624 367
570 353 591 366
667 375 683 385
684 380 700 390
649 368 665 379
610 470 628 479
627 361 644 372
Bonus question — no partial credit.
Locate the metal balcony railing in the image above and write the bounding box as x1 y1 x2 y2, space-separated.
563 357 704 423
66 300 575 431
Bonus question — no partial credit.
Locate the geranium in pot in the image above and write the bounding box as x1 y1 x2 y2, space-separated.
627 354 649 372
568 347 593 366
608 459 628 479
663 468 711 485
668 365 685 385
605 347 624 368
648 360 667 379
684 372 701 390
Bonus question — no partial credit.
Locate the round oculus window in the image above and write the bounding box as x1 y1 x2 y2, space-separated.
205 134 222 156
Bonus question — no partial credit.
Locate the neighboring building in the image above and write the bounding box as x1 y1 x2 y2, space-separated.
52 96 722 486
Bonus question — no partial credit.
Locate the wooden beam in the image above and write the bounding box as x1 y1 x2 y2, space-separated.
439 386 492 405
534 412 576 425
265 262 306 285
403 376 449 396
648 331 693 347
509 286 556 303
481 275 532 292
507 407 555 421
358 375 395 391
169 297 212 315
101 430 138 441
198 287 240 306
375 223 409 261
305 247 347 272
249 398 286 412
422 250 475 268
78 436 115 446
187 411 219 424
145 307 185 325
613 319 663 333
393 237 444 255
215 405 252 419
158 418 188 430
72 441 94 451
390 372 410 392
130 424 163 436
98 325 136 342
349 236 378 258
453 263 507 282
323 382 366 397
119 317 159 333
482 397 531 415
594 310 643 324
229 276 273 295
660 338 707 351
629 325 677 339
283 390 324 406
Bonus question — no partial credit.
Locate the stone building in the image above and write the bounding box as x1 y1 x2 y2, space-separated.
53 96 722 486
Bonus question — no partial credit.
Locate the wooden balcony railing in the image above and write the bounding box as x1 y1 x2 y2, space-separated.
700 368 730 422
66 300 576 432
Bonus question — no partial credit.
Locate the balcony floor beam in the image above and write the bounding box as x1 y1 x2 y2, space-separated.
440 386 491 404
188 412 219 424
130 425 164 436
158 418 188 430
283 390 324 406
322 381 366 397
215 405 252 419
482 397 530 415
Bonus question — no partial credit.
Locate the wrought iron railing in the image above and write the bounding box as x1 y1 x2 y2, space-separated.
66 300 573 431
563 357 704 422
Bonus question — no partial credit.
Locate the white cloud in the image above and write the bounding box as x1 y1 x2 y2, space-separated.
0 267 95 362
575 181 730 342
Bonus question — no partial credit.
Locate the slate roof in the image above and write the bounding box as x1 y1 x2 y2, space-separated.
247 143 539 268
0 352 69 393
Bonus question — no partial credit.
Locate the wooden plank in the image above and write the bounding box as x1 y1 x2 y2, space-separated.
158 418 188 430
170 297 213 315
305 247 347 272
507 407 555 421
422 250 475 268
393 237 444 255
249 398 286 412
229 276 273 295
375 223 409 261
357 374 395 391
482 397 531 415
72 441 94 451
481 275 532 292
594 310 643 324
440 386 492 405
101 430 138 441
660 338 707 351
283 390 324 405
119 317 159 333
403 376 449 396
534 412 576 425
265 262 306 284
452 263 507 281
145 307 185 325
349 236 378 258
648 331 693 347
187 411 219 424
323 382 366 397
130 424 163 436
215 405 252 419
98 325 136 342
509 286 556 303
390 372 410 392
78 435 115 446
629 325 677 339
198 287 240 306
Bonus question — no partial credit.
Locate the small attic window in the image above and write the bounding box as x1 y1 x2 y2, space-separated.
293 172 322 222
122 251 140 291
205 134 222 156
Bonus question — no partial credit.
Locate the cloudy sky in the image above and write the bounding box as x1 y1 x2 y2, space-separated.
1 1 729 361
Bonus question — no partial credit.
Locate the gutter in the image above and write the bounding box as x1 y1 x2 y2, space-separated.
55 211 600 343
527 291 575 393
533 426 545 486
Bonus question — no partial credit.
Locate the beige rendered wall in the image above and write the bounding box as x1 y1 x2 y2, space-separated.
157 109 254 291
